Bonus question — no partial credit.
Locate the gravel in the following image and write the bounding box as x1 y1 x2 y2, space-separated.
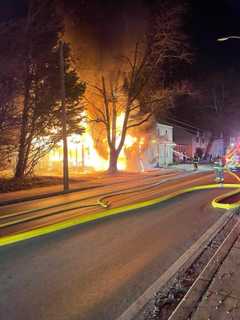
141 213 239 320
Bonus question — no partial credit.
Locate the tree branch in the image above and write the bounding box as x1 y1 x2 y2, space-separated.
127 113 152 129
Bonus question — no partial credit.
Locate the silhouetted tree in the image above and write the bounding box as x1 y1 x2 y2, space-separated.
0 0 85 177
88 1 191 173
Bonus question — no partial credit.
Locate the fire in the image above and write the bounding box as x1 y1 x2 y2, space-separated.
38 112 141 173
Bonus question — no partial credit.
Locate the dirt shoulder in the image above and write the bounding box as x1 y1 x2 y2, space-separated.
0 169 178 204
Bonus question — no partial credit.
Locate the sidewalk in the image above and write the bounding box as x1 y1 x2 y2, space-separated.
0 181 100 204
191 233 240 320
169 163 213 172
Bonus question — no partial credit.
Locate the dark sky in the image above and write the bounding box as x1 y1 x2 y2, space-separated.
1 0 240 75
189 0 240 72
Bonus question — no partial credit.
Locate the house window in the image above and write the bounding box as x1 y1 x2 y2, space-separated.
196 137 199 143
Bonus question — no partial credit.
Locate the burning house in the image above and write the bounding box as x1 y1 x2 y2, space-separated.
35 122 175 175
141 123 175 169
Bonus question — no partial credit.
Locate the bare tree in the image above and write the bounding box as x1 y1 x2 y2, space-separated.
14 0 61 178
87 1 191 173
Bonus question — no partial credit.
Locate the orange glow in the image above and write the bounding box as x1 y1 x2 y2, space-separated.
40 112 143 172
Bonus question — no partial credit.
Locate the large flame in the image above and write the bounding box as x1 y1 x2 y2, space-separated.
42 112 140 172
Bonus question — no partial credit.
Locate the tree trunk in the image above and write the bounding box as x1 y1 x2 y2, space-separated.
22 127 35 176
59 40 69 191
108 149 119 173
15 77 31 178
15 124 27 178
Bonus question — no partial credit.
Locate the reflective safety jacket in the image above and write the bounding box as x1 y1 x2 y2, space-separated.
214 160 224 171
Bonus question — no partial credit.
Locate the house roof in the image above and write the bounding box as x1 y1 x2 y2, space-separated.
156 123 173 129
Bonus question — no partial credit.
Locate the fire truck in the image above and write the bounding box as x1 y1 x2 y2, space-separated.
225 143 240 172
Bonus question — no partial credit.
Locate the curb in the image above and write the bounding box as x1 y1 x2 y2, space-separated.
115 212 235 320
168 220 240 320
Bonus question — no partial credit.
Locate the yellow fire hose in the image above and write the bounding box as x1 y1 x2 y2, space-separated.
226 168 240 183
0 169 240 247
97 168 240 210
211 168 240 209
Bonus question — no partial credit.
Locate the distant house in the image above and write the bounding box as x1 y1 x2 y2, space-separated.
173 126 224 161
208 138 225 158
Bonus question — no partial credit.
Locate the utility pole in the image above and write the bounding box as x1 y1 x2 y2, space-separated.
59 39 69 191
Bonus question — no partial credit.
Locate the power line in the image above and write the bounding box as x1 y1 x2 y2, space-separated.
165 116 203 132
167 117 204 132
163 120 198 135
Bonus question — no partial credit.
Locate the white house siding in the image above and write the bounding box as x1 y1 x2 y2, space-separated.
142 123 174 169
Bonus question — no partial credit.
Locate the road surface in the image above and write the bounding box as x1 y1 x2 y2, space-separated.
0 171 224 237
0 183 232 320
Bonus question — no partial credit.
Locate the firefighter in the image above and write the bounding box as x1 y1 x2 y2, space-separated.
214 156 225 183
193 154 199 170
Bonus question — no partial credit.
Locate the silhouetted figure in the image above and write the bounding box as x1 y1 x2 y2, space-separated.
193 154 199 170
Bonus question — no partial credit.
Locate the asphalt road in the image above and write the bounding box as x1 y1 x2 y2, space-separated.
0 187 229 320
0 171 218 236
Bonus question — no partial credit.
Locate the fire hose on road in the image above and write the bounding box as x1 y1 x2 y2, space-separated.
97 167 240 209
0 173 217 229
0 172 180 229
0 170 240 247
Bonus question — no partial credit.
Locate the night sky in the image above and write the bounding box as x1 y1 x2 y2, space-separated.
1 0 240 76
190 1 240 72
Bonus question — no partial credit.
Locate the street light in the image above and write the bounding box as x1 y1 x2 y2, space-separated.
217 36 240 42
